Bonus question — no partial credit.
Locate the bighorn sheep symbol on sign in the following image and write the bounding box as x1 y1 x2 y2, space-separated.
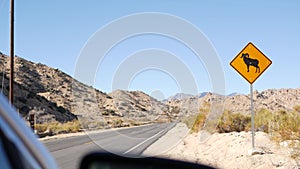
240 53 260 73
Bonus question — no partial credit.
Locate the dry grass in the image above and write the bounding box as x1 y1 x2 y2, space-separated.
217 110 251 133
218 107 300 160
190 113 207 133
187 104 300 160
35 120 82 134
181 114 198 129
289 141 300 161
181 101 210 133
270 110 300 141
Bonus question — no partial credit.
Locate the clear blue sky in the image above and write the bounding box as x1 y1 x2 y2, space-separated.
0 0 299 99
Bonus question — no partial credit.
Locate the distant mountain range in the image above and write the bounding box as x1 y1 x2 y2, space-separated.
167 88 300 116
165 92 209 101
166 92 239 101
1 52 299 130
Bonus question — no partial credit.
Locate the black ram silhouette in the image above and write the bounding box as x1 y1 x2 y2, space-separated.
240 53 260 73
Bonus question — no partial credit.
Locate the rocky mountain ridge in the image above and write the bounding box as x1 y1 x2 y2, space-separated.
167 88 300 116
0 53 175 129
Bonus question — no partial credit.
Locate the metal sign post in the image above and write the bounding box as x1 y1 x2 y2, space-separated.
250 84 254 149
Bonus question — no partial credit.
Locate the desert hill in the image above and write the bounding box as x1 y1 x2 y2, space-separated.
0 53 175 129
167 88 300 116
0 53 77 123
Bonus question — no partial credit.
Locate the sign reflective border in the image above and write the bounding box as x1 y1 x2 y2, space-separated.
230 42 272 84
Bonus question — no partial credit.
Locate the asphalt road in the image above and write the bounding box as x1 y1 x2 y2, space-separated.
42 123 175 169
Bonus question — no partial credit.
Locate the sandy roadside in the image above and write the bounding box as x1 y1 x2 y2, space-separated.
144 123 299 169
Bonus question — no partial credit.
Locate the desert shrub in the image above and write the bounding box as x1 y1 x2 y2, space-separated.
289 141 300 161
293 105 300 113
190 113 206 133
65 120 81 132
214 107 300 160
111 119 123 128
216 108 299 134
254 108 273 132
35 123 48 132
183 101 210 133
258 109 300 161
199 101 210 113
217 110 251 133
273 110 300 161
78 117 90 129
127 119 144 126
79 116 108 130
35 120 82 134
181 114 198 129
96 121 107 129
101 111 109 116
271 110 300 141
170 106 180 114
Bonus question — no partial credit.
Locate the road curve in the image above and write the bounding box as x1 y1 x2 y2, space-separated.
42 123 175 169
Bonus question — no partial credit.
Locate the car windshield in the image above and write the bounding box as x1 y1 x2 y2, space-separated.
0 1 299 169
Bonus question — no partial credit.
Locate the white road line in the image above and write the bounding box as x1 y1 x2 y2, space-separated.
123 128 168 155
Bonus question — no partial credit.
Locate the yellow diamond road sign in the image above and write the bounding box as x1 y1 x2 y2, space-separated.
230 42 272 84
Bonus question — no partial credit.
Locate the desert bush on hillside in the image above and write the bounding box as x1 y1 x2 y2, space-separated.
126 119 144 126
190 113 207 133
35 120 81 134
181 114 198 129
187 102 300 137
217 110 251 133
188 104 300 160
35 123 47 132
293 105 300 113
254 108 273 132
270 109 300 141
78 117 108 130
270 108 300 161
182 101 210 133
111 119 124 128
170 106 180 114
215 108 300 137
217 108 300 160
290 141 300 162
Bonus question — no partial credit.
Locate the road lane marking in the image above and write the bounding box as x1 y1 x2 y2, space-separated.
123 128 168 155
